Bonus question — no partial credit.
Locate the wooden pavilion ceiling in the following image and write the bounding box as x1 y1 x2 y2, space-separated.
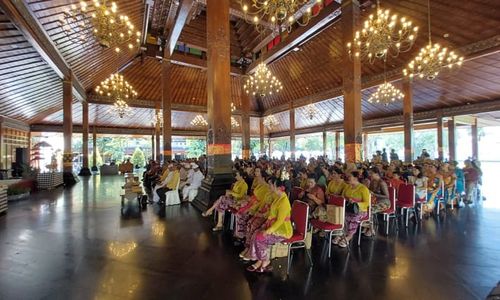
0 8 63 123
116 56 258 110
26 0 144 90
1 0 500 136
259 0 500 112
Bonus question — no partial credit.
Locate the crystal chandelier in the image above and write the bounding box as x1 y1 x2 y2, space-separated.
95 73 137 118
59 0 141 52
244 63 283 98
302 104 318 120
95 73 138 101
111 99 131 118
263 114 279 129
403 0 463 80
231 102 236 112
190 115 208 127
239 0 324 32
231 116 240 128
346 0 418 63
367 82 404 106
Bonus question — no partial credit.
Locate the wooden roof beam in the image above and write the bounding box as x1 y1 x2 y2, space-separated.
166 0 195 56
88 94 261 117
246 1 341 73
269 98 500 138
0 0 86 101
162 0 179 38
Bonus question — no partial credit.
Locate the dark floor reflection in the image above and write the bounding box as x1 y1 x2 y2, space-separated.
0 175 499 299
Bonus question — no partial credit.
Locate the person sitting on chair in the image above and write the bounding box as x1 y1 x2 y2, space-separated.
182 163 204 202
298 175 325 213
245 177 293 273
333 171 371 248
202 170 248 231
156 164 180 205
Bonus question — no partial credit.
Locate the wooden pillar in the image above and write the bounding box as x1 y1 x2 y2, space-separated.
342 0 362 162
162 53 172 161
0 122 3 169
335 131 340 161
92 125 97 170
241 93 251 159
448 117 456 162
322 129 327 157
290 105 296 159
62 73 75 184
154 103 161 162
79 101 91 176
437 113 444 159
403 79 414 163
192 0 232 211
259 118 265 156
362 133 368 161
151 132 155 159
471 118 478 160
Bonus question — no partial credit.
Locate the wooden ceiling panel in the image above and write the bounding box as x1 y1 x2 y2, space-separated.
0 9 63 123
259 0 500 113
178 12 243 57
119 57 258 110
27 0 144 90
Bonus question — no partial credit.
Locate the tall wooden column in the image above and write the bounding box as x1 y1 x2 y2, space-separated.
290 105 296 159
151 132 155 159
79 101 91 176
362 133 368 161
335 131 340 161
322 129 327 157
471 118 479 159
62 73 75 184
259 118 265 156
437 113 444 159
241 93 251 159
92 125 97 170
154 103 161 162
342 0 362 162
162 54 172 161
448 117 456 162
192 0 232 211
403 79 414 163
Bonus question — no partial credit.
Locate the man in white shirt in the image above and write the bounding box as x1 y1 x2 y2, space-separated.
182 163 204 202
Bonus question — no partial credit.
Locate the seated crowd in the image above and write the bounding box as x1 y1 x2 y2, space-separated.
199 151 483 272
142 159 205 204
140 151 483 273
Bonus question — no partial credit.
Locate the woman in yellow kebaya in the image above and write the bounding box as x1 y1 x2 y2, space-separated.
202 170 248 231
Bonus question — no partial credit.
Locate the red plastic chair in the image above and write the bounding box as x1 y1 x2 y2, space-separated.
380 186 397 235
310 195 346 258
397 183 415 227
415 188 427 220
282 200 312 274
357 196 373 246
291 186 304 201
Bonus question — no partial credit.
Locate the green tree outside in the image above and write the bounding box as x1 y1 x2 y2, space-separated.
90 148 103 167
131 147 146 168
186 139 206 158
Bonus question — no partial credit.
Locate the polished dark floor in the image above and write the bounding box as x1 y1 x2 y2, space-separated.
0 175 499 300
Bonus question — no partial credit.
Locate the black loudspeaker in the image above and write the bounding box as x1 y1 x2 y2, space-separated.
16 148 29 165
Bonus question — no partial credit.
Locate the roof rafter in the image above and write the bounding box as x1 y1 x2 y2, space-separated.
166 0 196 56
0 0 86 101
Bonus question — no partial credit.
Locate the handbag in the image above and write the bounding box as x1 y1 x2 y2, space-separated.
345 201 359 214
